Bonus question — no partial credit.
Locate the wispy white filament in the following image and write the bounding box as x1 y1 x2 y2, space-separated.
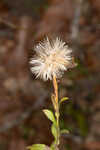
30 37 74 81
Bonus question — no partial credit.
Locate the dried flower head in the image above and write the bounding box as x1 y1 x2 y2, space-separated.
30 37 76 81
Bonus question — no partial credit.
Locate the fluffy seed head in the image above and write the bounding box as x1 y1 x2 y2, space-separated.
30 37 76 81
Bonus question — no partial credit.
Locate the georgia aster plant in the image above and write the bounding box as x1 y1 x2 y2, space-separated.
28 37 76 150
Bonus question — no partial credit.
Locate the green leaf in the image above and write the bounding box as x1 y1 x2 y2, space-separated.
61 129 69 134
50 141 56 150
27 144 46 150
43 109 56 124
51 124 57 140
59 97 69 105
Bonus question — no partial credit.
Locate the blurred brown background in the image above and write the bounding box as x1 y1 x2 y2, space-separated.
0 0 100 150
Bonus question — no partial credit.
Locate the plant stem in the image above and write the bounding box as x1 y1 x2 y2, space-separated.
53 75 60 147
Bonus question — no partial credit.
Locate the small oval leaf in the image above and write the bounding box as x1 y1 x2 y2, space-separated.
51 124 57 140
27 144 46 150
43 109 56 124
60 97 69 105
61 129 69 134
50 141 56 150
